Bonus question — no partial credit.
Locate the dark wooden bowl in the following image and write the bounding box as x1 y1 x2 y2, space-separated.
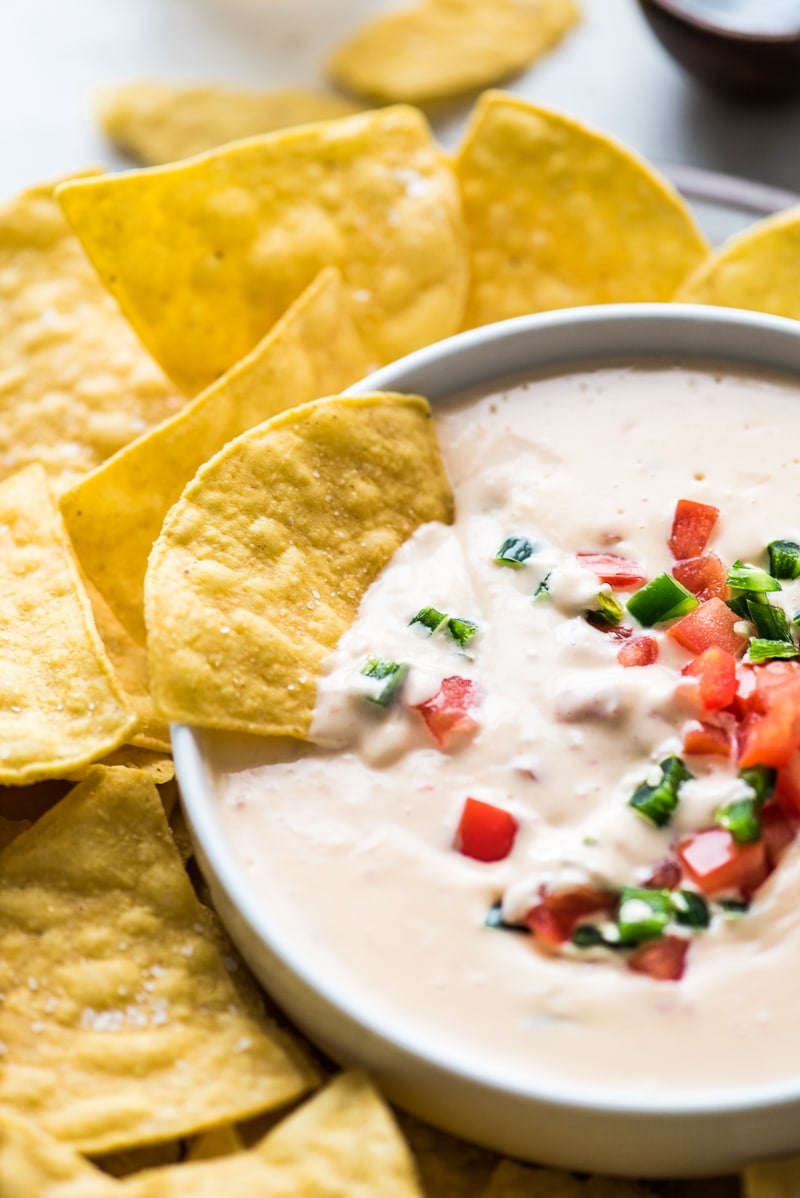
638 0 800 97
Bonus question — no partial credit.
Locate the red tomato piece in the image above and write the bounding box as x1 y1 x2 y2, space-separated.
761 802 797 869
682 721 732 758
681 646 737 712
738 697 800 769
412 676 482 750
526 886 617 947
672 553 729 602
677 828 767 896
627 935 689 982
455 797 518 863
667 597 747 657
642 859 682 889
668 499 720 560
576 553 647 591
776 753 800 816
617 635 658 668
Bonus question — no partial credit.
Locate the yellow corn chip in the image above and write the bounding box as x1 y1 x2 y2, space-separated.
97 80 364 165
481 1162 653 1198
145 393 454 737
0 176 183 495
0 766 318 1153
65 746 175 784
0 465 136 785
61 267 373 644
57 106 468 394
676 206 800 319
328 0 580 104
0 1073 424 1197
744 1154 800 1198
455 92 708 329
86 580 170 749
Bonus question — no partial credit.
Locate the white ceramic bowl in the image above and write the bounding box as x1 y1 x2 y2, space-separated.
174 304 800 1179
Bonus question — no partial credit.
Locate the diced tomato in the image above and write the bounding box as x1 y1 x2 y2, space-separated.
776 753 800 817
576 553 647 591
525 886 617 947
682 721 732 758
677 828 767 896
642 859 682 890
680 646 737 712
751 659 800 701
738 697 800 769
668 499 720 560
617 636 658 668
627 935 689 982
672 553 729 602
667 597 747 657
761 802 797 869
412 676 483 750
455 797 518 863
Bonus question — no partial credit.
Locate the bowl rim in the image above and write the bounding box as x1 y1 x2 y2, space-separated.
642 0 800 44
175 301 800 1121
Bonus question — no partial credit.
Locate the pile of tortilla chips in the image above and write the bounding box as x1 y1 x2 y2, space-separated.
2 78 800 1193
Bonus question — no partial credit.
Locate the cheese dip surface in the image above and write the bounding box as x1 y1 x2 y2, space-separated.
217 364 800 1100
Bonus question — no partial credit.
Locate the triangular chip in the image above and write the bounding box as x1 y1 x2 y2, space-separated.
328 0 580 104
676 206 800 319
57 107 468 394
0 465 136 784
145 393 453 737
455 92 708 329
0 176 183 495
0 1073 423 1197
0 767 318 1152
97 80 364 165
86 580 170 749
61 267 373 644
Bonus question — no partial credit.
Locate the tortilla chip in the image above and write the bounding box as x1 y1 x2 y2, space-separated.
0 766 318 1153
65 747 174 784
328 0 580 104
145 393 454 737
481 1162 653 1198
455 92 708 330
0 465 136 785
675 206 800 319
61 267 373 644
0 176 183 495
185 1124 244 1162
744 1154 800 1198
97 80 364 165
397 1109 497 1197
0 1073 423 1197
86 581 171 750
57 106 468 394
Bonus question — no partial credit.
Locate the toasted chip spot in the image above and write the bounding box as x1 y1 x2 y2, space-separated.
676 206 800 319
0 176 183 495
57 107 468 394
455 92 708 330
0 465 136 784
145 393 454 737
0 767 318 1152
329 0 580 104
97 80 364 165
61 267 373 644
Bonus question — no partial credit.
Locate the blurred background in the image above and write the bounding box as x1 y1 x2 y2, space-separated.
3 0 800 239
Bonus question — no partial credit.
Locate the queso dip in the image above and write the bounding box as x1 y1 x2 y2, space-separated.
216 364 800 1099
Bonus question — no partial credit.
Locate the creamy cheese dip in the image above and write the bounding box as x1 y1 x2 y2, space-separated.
215 364 800 1099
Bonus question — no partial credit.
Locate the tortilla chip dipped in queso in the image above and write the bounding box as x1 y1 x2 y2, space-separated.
145 393 454 737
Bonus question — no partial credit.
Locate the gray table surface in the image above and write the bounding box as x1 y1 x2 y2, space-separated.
3 0 800 228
